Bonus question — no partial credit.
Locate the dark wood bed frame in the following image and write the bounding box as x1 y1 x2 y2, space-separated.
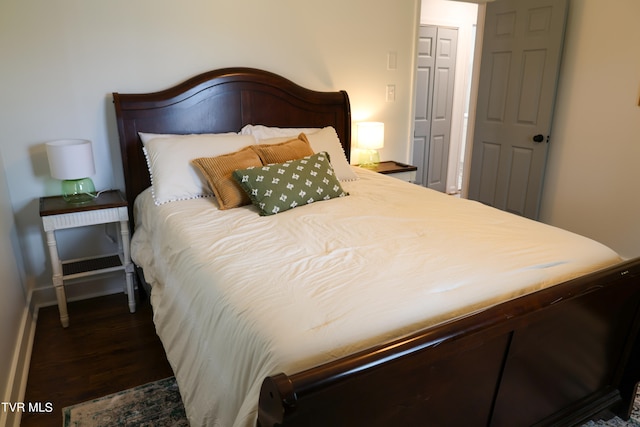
114 67 640 426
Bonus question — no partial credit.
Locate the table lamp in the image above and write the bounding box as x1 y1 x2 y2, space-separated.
46 139 96 204
356 122 384 167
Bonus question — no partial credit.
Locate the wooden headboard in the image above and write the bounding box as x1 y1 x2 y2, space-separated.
113 67 351 221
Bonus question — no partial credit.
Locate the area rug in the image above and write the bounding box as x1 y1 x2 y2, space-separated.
62 377 188 426
583 395 640 427
63 376 639 426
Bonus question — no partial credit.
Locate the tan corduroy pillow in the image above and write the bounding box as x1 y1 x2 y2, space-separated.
192 146 263 210
250 133 314 164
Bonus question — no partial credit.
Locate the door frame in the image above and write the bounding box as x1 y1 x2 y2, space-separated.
460 4 487 198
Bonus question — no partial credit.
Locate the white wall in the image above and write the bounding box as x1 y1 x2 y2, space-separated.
0 0 420 306
539 0 640 259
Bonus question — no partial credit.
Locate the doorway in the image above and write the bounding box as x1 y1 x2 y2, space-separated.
414 0 567 220
413 0 478 194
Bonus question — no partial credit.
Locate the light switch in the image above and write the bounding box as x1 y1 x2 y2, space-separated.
386 84 396 102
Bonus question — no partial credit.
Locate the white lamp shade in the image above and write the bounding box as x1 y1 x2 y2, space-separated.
356 122 385 150
46 139 96 180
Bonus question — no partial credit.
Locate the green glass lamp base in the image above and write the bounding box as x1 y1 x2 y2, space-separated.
62 178 96 204
358 149 381 169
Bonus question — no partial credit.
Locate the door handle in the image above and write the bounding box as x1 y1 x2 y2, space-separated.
533 134 545 143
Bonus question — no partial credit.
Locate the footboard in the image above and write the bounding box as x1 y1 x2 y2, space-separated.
258 258 640 426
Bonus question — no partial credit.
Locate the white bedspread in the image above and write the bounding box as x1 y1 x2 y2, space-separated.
131 167 621 427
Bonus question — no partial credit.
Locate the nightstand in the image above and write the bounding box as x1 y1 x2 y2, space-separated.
364 161 417 183
39 190 135 327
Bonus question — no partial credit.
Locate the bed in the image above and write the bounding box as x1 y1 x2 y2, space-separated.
113 67 640 427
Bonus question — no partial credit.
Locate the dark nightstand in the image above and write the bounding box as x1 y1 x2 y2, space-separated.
361 161 417 182
39 190 135 327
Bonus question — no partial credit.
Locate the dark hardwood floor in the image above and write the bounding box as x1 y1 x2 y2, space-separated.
21 292 174 427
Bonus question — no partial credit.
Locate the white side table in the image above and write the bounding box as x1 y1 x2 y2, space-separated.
39 190 135 327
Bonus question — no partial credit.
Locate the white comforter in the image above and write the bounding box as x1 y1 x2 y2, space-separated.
131 167 621 427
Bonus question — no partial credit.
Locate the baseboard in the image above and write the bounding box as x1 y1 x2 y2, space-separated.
0 299 36 427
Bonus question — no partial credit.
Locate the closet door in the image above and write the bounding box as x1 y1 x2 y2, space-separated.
412 25 458 192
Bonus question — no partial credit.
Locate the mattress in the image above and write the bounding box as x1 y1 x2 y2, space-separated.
131 167 621 427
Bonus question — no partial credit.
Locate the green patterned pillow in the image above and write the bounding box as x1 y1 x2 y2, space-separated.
232 152 349 216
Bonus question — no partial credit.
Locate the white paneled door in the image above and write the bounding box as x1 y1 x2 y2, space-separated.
413 25 458 192
468 0 568 219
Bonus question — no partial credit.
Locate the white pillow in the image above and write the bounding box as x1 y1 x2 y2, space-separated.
239 124 320 140
249 126 358 182
305 127 357 181
138 131 237 145
142 133 256 205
